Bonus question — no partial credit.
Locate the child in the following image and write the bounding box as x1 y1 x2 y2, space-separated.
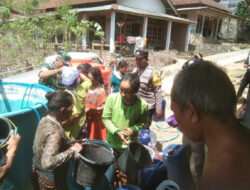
111 60 128 93
85 67 107 141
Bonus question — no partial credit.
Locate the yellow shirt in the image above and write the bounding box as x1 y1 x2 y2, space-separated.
64 78 91 140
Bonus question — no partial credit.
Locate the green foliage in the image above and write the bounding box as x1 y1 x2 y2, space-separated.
0 5 106 76
235 1 250 42
0 6 11 21
235 1 249 19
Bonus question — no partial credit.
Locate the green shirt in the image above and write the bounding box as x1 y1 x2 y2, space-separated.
102 93 148 152
38 61 60 90
64 78 91 140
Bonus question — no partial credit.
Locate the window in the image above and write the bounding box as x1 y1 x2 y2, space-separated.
146 18 166 48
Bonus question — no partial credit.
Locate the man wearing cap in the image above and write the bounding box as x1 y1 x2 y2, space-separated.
38 51 71 89
133 49 163 129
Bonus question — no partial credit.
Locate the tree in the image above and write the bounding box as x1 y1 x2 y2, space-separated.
235 0 250 42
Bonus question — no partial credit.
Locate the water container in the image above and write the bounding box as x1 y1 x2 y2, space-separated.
148 131 157 148
117 142 152 176
139 159 168 190
74 142 115 186
153 99 166 121
138 129 150 145
166 114 178 127
156 180 181 190
0 82 52 190
163 144 195 190
0 117 12 147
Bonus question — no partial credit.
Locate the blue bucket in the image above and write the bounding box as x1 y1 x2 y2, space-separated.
0 82 53 190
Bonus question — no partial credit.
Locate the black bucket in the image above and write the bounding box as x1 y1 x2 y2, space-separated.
117 142 152 176
0 148 6 167
75 142 115 186
0 118 12 147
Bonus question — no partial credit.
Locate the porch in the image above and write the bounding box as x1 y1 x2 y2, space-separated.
75 4 193 53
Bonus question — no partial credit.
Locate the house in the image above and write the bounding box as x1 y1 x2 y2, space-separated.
171 0 240 40
37 0 194 52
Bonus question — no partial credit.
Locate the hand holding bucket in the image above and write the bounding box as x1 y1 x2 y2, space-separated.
6 130 21 158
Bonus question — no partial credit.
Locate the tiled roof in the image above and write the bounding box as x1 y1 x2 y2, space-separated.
37 0 114 10
171 0 232 13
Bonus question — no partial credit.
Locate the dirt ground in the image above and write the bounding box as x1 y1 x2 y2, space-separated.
149 50 250 152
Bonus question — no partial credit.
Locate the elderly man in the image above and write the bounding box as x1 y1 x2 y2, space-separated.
102 73 148 153
171 61 250 190
38 51 71 89
133 49 162 128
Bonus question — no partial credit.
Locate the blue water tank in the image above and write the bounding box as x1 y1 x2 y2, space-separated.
0 82 53 190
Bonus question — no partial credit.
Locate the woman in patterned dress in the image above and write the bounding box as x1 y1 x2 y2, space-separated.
32 90 83 190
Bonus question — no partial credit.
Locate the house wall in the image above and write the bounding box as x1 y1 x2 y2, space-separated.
117 0 166 14
171 22 188 51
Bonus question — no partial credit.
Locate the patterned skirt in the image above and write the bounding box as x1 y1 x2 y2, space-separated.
31 165 69 190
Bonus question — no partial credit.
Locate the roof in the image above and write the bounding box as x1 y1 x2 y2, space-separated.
37 0 114 10
177 6 243 20
75 4 194 24
28 11 57 18
171 0 232 13
161 0 179 15
38 0 179 16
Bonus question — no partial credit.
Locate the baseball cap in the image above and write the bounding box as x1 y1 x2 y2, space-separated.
58 51 71 66
135 49 149 59
61 67 80 86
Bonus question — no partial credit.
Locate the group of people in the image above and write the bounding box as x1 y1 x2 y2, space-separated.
1 49 250 190
28 48 163 189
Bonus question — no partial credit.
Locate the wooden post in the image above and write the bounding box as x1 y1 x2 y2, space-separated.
110 11 116 53
210 17 214 39
184 24 191 52
215 16 220 39
82 14 88 50
165 21 172 50
201 13 205 37
143 17 148 38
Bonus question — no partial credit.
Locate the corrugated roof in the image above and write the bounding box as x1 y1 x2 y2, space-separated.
171 0 232 13
75 4 194 24
37 0 113 10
